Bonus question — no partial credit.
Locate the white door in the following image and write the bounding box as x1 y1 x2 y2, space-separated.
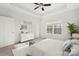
0 16 16 48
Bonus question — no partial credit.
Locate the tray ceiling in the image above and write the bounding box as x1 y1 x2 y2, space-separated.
10 3 67 16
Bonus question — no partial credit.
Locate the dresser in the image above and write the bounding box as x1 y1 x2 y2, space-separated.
20 33 34 42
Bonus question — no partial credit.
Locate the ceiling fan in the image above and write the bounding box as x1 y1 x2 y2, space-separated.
34 3 51 11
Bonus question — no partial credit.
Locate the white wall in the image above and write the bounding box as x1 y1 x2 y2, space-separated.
0 16 17 47
40 8 79 40
0 4 41 48
12 15 41 41
0 3 79 48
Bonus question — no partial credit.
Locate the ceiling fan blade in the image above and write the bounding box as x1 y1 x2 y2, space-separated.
42 7 44 11
34 3 39 5
43 4 51 6
34 6 39 10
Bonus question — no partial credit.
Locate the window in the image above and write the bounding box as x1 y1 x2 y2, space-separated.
54 24 62 34
47 23 62 34
47 25 53 34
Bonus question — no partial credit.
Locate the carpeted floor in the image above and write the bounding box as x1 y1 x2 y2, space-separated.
0 38 44 56
0 45 14 56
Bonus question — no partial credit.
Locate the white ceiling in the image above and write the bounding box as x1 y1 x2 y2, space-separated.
10 3 67 16
0 3 79 17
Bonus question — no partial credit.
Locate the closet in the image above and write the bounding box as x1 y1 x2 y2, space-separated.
0 16 16 48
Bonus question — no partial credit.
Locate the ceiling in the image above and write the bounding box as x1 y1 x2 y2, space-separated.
10 3 67 16
0 3 79 17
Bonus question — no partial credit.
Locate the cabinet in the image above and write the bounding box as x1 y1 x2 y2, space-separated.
20 33 34 42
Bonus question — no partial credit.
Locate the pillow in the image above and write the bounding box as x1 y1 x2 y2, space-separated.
63 40 79 56
63 40 71 52
63 39 79 51
69 45 79 56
